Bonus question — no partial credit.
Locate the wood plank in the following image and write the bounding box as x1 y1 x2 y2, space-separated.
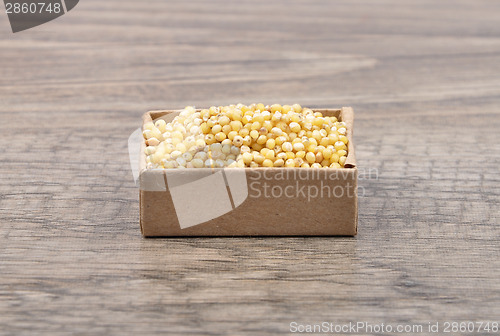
0 0 499 334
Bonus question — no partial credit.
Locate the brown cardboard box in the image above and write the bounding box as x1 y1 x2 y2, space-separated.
139 107 357 236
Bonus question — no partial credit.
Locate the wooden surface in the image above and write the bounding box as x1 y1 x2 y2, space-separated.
1 0 499 335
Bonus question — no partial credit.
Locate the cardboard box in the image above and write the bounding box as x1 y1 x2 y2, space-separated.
139 107 357 236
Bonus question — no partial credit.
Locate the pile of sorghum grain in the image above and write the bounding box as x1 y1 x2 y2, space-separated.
143 104 348 169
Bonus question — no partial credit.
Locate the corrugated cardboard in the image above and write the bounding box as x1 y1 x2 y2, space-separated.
139 107 357 237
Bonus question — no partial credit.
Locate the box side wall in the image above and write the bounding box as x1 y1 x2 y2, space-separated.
142 168 357 236
340 107 356 168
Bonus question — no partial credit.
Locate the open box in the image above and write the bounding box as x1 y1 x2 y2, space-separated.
139 107 357 236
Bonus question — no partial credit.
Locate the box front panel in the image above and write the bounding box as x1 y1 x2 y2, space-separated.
141 168 357 236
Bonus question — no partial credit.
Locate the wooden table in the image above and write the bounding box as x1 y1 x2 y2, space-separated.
1 0 499 334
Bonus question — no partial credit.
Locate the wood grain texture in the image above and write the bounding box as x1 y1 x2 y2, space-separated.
0 0 499 335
